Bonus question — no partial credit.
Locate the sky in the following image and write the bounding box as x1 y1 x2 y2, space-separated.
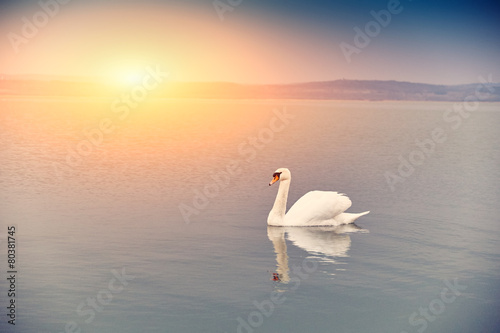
0 0 499 85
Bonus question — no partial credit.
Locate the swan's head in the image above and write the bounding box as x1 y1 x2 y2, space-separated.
269 168 291 186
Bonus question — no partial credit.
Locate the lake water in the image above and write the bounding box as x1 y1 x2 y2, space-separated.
0 98 499 333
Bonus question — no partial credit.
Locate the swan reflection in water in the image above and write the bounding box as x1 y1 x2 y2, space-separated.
267 224 368 283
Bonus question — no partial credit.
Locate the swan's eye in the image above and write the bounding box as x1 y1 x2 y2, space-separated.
269 171 282 186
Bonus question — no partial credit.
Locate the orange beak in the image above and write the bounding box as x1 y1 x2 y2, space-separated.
269 174 280 186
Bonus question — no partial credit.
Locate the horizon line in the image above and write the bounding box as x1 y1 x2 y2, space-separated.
0 74 497 87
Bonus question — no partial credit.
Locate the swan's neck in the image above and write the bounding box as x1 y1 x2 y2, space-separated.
268 180 290 225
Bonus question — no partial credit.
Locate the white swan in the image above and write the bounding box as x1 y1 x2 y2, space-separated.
267 168 369 226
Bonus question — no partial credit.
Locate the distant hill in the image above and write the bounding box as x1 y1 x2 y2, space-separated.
0 74 100 82
1 77 499 101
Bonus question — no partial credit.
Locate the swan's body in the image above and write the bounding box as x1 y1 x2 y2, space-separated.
267 168 369 226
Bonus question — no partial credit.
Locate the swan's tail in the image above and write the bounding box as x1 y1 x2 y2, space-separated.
357 211 370 218
336 211 370 224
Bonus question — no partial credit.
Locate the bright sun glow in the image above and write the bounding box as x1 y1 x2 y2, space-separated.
122 70 144 86
105 62 150 87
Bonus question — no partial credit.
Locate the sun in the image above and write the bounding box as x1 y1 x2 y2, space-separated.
104 61 147 87
121 70 144 86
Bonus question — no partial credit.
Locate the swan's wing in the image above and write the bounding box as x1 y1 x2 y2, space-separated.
285 191 352 226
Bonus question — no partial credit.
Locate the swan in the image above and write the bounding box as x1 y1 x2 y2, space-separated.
267 168 369 226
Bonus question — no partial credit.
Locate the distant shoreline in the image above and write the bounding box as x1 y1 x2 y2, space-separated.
1 79 499 102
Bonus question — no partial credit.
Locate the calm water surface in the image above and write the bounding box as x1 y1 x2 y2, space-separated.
0 98 499 333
